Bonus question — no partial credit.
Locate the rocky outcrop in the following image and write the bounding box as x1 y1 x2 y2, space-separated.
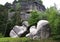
10 20 51 39
10 25 27 38
26 20 51 39
20 0 46 11
10 21 30 38
7 0 46 21
20 0 46 20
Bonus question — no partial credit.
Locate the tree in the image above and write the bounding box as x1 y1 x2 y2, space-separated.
0 5 8 37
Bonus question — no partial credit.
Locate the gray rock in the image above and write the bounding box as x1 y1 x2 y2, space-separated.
26 26 37 39
36 20 51 39
10 25 27 38
10 30 18 38
26 20 51 39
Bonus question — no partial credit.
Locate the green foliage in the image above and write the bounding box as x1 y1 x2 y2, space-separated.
15 3 21 11
52 35 60 40
0 4 21 37
0 37 58 42
28 11 40 25
0 5 8 37
46 7 60 35
0 33 4 38
9 8 15 12
11 11 22 25
28 11 47 25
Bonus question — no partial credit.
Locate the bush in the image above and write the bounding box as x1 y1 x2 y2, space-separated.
28 11 47 25
46 7 60 35
28 11 40 25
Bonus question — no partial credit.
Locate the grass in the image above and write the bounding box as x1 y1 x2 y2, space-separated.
0 37 60 42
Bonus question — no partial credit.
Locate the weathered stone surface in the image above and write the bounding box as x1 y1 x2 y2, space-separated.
10 25 27 38
36 20 51 39
26 26 37 39
7 0 46 21
20 0 46 11
10 30 18 38
26 20 51 39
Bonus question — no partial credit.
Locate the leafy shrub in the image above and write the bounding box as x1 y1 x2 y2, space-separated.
28 11 40 25
28 11 47 25
46 7 60 35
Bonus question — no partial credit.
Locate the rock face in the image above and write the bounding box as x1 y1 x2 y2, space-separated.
8 0 46 21
26 20 51 39
10 25 27 38
20 0 46 11
20 0 46 20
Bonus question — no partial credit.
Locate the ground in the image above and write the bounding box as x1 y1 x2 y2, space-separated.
0 37 60 42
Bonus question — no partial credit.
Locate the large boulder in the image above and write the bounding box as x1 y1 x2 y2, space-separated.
36 20 51 39
10 25 27 38
26 20 51 39
26 26 37 39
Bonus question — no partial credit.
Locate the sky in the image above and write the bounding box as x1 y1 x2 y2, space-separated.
42 0 60 10
0 0 14 4
0 0 60 10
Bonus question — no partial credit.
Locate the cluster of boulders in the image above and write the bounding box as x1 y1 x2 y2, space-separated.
10 20 51 39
